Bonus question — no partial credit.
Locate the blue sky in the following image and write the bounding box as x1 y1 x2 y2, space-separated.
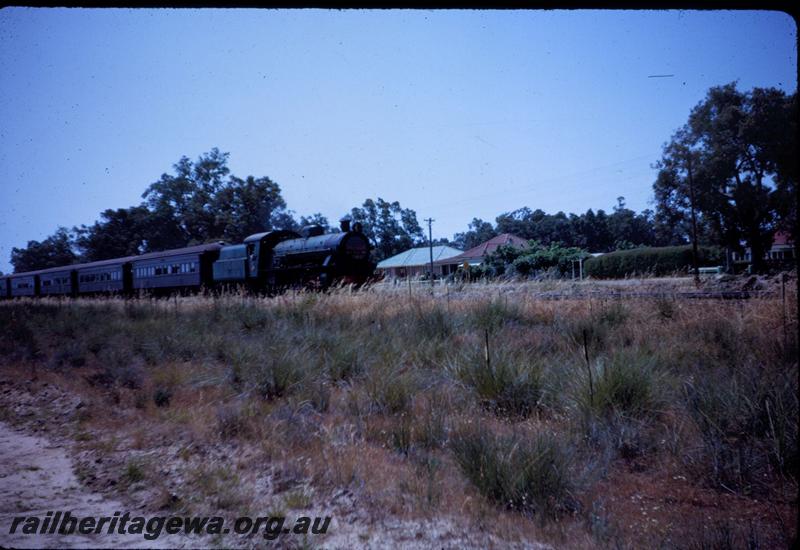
0 8 796 272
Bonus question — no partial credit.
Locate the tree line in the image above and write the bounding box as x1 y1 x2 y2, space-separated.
7 82 796 275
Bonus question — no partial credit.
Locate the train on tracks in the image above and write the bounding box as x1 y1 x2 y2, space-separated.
0 219 373 299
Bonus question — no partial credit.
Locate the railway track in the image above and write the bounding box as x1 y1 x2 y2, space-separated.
525 290 777 300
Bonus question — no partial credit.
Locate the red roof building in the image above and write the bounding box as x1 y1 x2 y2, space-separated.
733 230 795 263
435 233 529 269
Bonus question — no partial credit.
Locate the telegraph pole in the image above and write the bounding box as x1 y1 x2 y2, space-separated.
425 217 435 291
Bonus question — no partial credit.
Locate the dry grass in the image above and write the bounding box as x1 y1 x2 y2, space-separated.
0 279 797 548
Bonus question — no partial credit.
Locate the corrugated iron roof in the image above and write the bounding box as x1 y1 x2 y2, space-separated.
434 233 528 264
377 246 463 269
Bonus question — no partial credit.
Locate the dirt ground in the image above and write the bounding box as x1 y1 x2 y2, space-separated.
0 373 548 549
0 421 195 549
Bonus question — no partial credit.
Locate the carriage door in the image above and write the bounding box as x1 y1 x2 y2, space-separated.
247 243 258 279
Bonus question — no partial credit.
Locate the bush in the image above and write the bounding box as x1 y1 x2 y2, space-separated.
569 351 665 460
450 425 576 517
584 245 724 278
364 365 418 415
153 387 173 408
684 363 799 494
590 353 663 419
0 306 39 362
216 400 256 439
468 297 525 332
450 348 544 418
252 350 307 400
511 242 588 278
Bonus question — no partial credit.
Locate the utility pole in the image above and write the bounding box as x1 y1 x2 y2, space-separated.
686 151 700 285
425 217 435 292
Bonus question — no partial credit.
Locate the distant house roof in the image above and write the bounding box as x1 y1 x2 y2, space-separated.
773 231 794 246
434 233 529 265
377 246 464 269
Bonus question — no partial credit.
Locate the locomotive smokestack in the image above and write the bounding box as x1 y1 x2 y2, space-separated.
339 216 351 232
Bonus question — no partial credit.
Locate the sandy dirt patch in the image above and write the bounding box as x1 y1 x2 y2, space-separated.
0 421 193 549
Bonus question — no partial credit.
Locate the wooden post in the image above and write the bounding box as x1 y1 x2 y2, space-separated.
484 329 491 372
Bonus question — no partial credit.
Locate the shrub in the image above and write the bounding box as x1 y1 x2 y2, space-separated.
0 307 39 362
388 413 413 455
412 398 449 450
364 365 418 415
584 245 723 278
318 336 364 383
590 353 662 418
97 344 143 389
228 343 308 400
583 412 657 461
566 349 663 421
450 425 576 517
684 363 799 493
511 242 588 278
216 400 255 439
121 459 146 486
50 341 87 368
468 297 525 332
295 378 331 413
153 387 173 408
254 355 306 400
450 348 544 418
411 303 452 340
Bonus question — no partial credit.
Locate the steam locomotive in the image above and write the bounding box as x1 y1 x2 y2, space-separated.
0 218 373 298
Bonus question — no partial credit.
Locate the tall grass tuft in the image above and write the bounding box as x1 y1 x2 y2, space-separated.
684 362 799 494
575 350 664 420
468 296 525 332
450 424 576 517
449 347 544 418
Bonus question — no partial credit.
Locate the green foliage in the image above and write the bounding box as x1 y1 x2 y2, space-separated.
0 307 39 362
452 218 497 250
10 227 78 272
73 207 150 262
153 387 173 408
586 352 663 419
467 296 525 332
122 459 146 486
364 365 418 415
492 202 660 253
349 197 424 262
478 241 588 279
512 242 588 277
684 363 799 493
450 426 576 516
450 348 544 418
12 149 308 268
584 245 723 278
653 83 797 272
